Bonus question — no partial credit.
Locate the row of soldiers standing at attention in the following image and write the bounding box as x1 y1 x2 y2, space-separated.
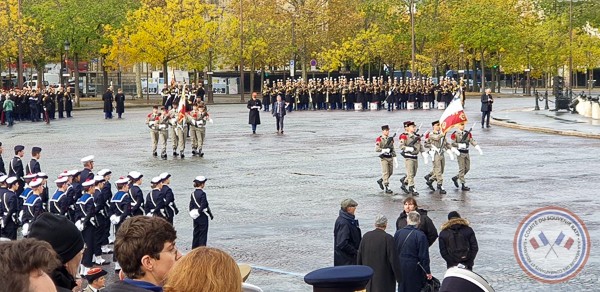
260 76 463 112
1 87 74 124
375 121 483 196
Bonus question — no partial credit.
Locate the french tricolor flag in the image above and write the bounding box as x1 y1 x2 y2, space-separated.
529 231 550 250
554 231 575 250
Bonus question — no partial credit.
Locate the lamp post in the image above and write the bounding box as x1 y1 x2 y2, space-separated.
459 44 465 80
239 0 245 102
208 48 214 104
64 40 70 89
525 46 531 96
410 0 416 77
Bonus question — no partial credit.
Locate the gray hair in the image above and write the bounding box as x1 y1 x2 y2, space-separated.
407 211 421 226
375 214 388 228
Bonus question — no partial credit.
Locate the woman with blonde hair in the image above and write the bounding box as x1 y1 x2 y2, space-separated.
164 247 242 292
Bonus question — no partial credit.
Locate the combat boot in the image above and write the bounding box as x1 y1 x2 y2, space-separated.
153 152 158 157
452 176 459 188
437 184 447 194
424 174 431 182
426 179 435 191
400 175 409 194
461 184 470 191
409 186 419 196
173 151 178 156
191 150 197 156
199 148 204 157
385 185 393 194
161 153 167 160
180 151 185 158
377 179 384 190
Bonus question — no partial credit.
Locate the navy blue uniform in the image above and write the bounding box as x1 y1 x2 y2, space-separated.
109 191 131 230
144 188 166 218
189 188 212 248
65 183 81 222
8 156 24 194
129 184 145 216
162 185 178 224
25 158 41 174
1 189 19 239
21 193 44 225
94 188 109 256
100 183 113 246
49 190 69 216
76 193 97 267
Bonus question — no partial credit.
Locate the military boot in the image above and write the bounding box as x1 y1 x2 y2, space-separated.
409 186 419 196
437 184 447 194
173 151 179 156
199 148 204 157
452 176 459 188
461 184 470 191
377 179 384 190
180 151 185 158
426 179 435 191
384 185 393 194
424 174 431 182
153 152 158 157
161 153 167 160
400 175 409 194
191 150 197 156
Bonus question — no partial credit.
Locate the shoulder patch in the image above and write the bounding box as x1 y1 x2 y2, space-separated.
400 134 408 140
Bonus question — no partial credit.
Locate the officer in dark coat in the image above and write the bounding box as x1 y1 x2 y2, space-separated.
8 145 25 195
115 88 126 119
102 87 114 119
480 88 493 128
189 176 213 248
438 211 479 270
247 92 262 134
394 211 431 292
334 198 362 266
57 89 65 118
65 87 73 118
357 215 402 292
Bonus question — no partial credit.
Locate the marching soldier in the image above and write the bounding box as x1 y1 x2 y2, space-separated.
450 123 483 191
98 169 113 254
158 107 171 159
49 176 70 216
145 176 166 218
25 146 42 174
92 175 111 263
127 171 145 216
189 103 210 157
375 125 396 194
66 169 82 222
399 121 426 196
168 107 185 158
145 106 163 158
423 121 455 194
160 172 178 225
75 179 100 275
20 177 44 237
1 176 20 240
80 155 95 182
189 175 213 248
9 145 25 195
109 176 131 272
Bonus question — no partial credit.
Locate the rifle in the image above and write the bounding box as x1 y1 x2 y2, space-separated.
406 123 423 147
379 132 396 158
459 122 476 144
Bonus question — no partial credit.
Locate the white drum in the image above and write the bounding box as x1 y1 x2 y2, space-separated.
423 103 431 110
583 101 593 117
370 102 379 110
437 102 446 110
407 102 415 110
592 102 600 119
354 102 363 111
575 98 584 114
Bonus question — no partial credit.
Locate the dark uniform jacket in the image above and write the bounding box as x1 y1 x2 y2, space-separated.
129 184 145 216
115 93 126 114
0 155 5 175
396 209 438 247
49 190 69 216
189 188 212 222
145 188 166 217
247 99 262 125
438 217 479 269
161 185 178 220
103 91 114 112
110 191 132 223
25 158 41 176
22 193 43 224
334 209 362 266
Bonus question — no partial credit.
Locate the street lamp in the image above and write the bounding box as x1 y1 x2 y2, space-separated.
64 40 70 88
208 48 214 104
525 46 531 96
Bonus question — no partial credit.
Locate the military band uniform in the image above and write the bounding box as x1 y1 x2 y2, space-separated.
450 128 479 191
375 125 396 194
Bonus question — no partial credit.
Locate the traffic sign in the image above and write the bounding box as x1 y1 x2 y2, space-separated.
310 59 317 66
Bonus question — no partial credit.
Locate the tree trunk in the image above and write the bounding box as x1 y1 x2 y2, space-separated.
135 63 142 99
74 53 81 107
359 64 364 77
250 57 255 94
480 49 485 93
260 66 264 91
36 66 43 89
163 60 169 87
472 54 477 92
102 57 108 95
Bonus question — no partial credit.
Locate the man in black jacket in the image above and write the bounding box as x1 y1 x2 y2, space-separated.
438 211 479 270
480 88 493 128
334 198 362 266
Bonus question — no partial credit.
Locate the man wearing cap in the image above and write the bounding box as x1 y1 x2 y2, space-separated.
357 214 402 292
0 142 5 175
9 145 25 195
1 176 20 240
438 211 478 270
334 198 362 266
80 155 95 182
160 172 179 224
399 121 424 196
128 171 145 216
28 213 86 292
145 176 166 218
25 146 42 174
66 169 83 222
76 178 100 274
84 268 107 292
157 107 171 159
19 173 37 210
49 176 70 216
450 123 483 191
169 107 187 158
20 178 45 236
423 121 454 194
375 125 397 194
146 106 162 157
189 176 213 248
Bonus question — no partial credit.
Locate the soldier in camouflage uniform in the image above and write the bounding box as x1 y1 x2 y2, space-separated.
450 123 483 191
375 125 396 194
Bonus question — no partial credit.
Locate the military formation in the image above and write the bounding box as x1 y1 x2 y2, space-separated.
1 86 75 126
0 147 215 276
376 121 483 196
260 76 463 112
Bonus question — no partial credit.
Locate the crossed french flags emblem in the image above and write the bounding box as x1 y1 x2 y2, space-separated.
530 231 574 251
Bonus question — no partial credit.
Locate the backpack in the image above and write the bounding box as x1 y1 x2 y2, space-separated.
446 228 470 263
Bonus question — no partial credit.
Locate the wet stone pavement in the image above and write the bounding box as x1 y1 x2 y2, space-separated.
2 98 599 291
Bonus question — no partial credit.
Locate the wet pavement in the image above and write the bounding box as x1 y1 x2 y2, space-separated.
2 98 600 291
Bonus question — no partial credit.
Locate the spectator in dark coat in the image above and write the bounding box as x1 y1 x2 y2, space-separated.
102 87 114 119
394 211 431 292
247 92 262 134
115 88 126 119
334 198 362 266
438 211 479 270
480 88 493 128
357 214 402 292
395 197 438 247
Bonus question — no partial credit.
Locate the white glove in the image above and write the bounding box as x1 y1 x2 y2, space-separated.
446 149 455 160
209 119 214 124
422 152 429 164
75 220 84 231
451 147 460 156
145 210 154 217
404 147 414 153
428 150 436 160
475 145 483 155
189 209 200 219
202 208 210 217
381 148 390 154
22 223 30 236
0 218 4 229
393 157 398 169
110 215 120 225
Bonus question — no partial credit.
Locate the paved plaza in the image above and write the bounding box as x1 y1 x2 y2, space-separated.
2 97 599 291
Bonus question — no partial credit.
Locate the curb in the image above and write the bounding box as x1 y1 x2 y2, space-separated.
490 118 600 139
